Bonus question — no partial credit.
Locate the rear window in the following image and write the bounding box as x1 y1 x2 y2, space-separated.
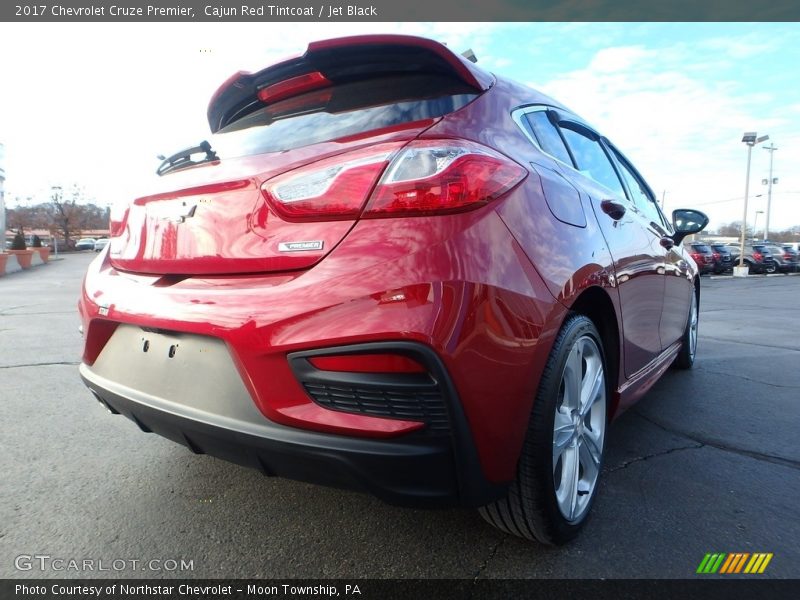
211 74 478 158
692 244 712 253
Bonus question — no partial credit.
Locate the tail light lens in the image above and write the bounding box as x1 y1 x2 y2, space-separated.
261 144 399 221
753 251 763 261
261 139 526 222
713 252 721 261
109 204 129 237
364 139 527 218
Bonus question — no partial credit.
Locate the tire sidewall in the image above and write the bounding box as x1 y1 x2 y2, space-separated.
523 315 608 543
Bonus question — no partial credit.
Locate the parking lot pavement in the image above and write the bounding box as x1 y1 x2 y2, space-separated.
1 256 798 579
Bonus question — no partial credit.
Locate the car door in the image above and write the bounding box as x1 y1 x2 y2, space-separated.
604 143 692 349
554 120 667 377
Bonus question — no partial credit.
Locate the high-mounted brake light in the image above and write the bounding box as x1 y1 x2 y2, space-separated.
364 139 527 218
257 71 331 104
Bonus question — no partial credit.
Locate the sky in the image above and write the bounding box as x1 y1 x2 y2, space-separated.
1 22 799 233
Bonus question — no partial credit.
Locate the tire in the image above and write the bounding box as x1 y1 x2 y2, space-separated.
479 314 607 545
765 261 777 274
673 288 698 369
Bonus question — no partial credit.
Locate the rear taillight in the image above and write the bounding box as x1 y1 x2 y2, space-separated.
260 139 527 222
785 252 792 260
109 205 129 237
363 139 527 217
713 252 721 261
261 144 400 221
753 251 763 261
308 353 426 374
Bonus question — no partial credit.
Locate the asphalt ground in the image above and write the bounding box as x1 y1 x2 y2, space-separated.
1 254 798 579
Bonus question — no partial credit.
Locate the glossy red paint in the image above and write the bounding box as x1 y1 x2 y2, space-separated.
80 35 700 488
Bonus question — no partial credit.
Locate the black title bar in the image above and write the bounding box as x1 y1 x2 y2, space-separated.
3 0 800 22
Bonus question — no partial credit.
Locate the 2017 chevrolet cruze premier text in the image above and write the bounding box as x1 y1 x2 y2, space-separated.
79 35 708 544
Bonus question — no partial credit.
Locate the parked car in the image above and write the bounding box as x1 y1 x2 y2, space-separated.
687 242 714 275
766 244 799 273
782 245 799 272
93 238 110 252
735 244 777 274
78 34 708 545
708 243 734 274
75 238 96 251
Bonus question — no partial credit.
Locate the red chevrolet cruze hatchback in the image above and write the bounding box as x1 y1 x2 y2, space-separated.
79 35 708 544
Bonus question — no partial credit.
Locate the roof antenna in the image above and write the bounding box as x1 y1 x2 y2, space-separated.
461 49 478 63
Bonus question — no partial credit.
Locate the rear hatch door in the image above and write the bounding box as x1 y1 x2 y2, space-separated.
110 36 488 275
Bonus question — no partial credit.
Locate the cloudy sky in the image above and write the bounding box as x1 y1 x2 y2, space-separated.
1 22 798 232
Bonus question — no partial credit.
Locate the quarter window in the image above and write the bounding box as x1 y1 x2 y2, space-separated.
523 111 573 166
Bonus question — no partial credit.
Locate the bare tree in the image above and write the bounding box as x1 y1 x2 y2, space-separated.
50 184 85 246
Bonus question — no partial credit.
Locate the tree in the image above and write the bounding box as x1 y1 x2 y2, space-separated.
716 221 753 238
50 184 92 247
10 230 26 250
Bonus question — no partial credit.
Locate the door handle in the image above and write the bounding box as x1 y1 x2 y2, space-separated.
600 199 626 220
660 236 675 249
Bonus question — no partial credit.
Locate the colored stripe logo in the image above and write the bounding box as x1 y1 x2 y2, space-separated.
697 553 773 574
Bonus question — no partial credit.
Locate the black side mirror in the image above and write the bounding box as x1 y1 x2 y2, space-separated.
671 208 709 246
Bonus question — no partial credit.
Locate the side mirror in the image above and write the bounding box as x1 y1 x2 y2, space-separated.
671 208 709 246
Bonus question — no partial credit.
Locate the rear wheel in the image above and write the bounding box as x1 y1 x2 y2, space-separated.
479 315 607 544
765 261 777 274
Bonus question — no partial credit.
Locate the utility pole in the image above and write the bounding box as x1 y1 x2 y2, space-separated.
763 143 778 241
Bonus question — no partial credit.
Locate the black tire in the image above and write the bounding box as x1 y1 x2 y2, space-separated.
673 288 698 369
479 314 607 545
765 261 777 274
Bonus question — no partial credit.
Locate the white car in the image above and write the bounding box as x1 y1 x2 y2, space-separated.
94 238 110 252
75 238 96 251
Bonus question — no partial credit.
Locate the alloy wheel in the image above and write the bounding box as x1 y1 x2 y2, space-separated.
552 335 606 522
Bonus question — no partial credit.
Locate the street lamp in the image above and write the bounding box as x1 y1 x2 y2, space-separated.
735 132 769 276
753 210 764 240
762 143 778 241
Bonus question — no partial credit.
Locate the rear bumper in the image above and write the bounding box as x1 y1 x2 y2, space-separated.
80 362 505 508
78 208 561 484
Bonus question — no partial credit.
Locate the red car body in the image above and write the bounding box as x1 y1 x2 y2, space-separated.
79 35 703 540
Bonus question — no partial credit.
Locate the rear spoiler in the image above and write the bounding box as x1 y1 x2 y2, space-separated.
207 34 493 133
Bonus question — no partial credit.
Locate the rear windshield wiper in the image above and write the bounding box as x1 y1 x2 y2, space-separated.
156 140 218 176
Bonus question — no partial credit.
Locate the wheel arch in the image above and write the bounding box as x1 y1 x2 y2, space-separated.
565 286 621 419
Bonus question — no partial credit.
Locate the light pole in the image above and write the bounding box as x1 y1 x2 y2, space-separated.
763 143 778 241
753 210 764 240
51 185 62 258
735 132 769 276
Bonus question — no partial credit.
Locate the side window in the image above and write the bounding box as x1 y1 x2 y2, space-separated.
523 111 573 166
609 148 665 228
559 125 626 198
